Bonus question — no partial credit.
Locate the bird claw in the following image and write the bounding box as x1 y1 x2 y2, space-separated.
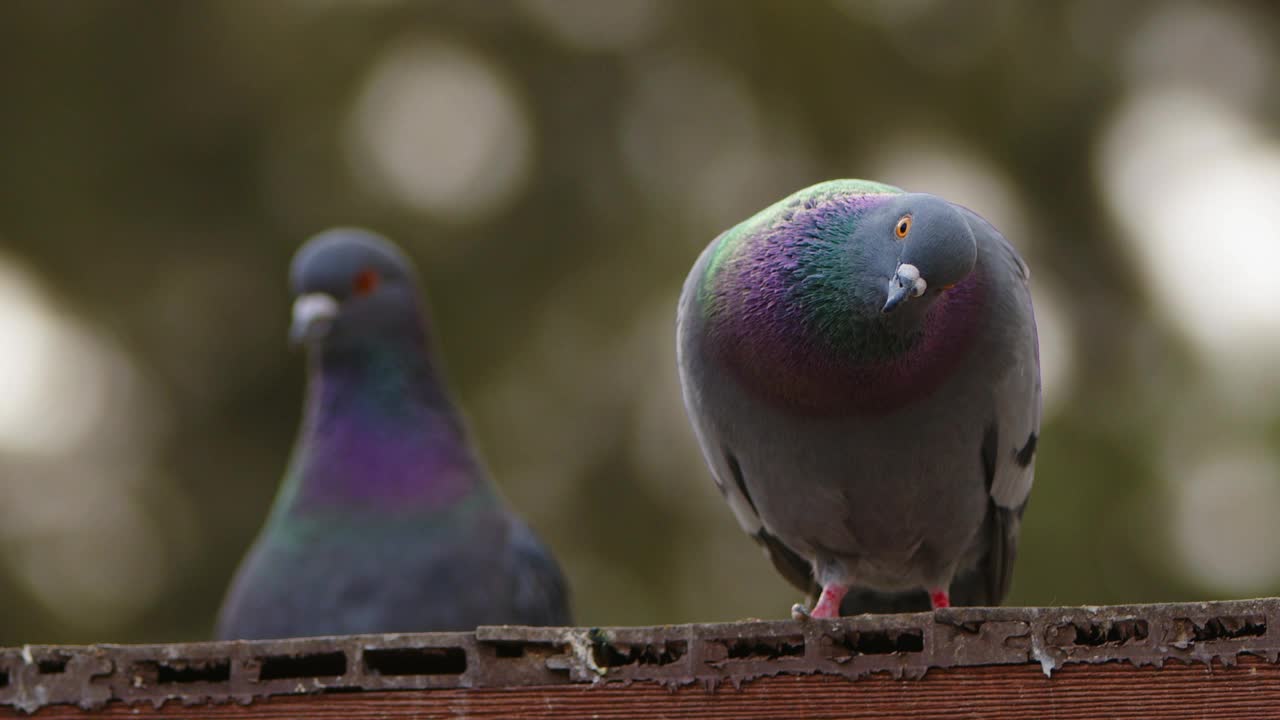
791 603 812 620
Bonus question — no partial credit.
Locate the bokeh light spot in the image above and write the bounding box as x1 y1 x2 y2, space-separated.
349 37 532 223
619 52 816 238
1099 89 1280 395
1125 3 1268 110
520 0 663 53
0 257 171 631
0 259 114 454
1169 448 1280 594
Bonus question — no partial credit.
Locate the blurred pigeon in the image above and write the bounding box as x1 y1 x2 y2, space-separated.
676 180 1040 618
217 229 571 639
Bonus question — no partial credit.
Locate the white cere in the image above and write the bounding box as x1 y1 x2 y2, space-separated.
292 293 340 328
898 263 928 297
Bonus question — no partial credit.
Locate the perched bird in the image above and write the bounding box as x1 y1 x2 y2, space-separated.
676 180 1040 618
217 229 571 639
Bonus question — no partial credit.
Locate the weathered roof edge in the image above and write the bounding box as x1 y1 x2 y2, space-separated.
3 597 1276 713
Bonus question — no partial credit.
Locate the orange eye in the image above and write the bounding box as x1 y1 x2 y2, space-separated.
353 268 380 296
895 215 912 239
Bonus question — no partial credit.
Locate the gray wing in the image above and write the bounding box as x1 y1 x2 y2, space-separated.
676 236 819 598
503 517 573 626
676 238 765 540
963 206 1041 604
217 506 572 638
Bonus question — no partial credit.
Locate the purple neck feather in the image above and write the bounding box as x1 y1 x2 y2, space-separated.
710 268 988 416
286 354 486 515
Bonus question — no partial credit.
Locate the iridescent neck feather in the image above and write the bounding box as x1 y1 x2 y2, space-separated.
276 333 487 518
700 184 986 415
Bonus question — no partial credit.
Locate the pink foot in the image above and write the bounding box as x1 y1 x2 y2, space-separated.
929 588 950 609
809 584 849 619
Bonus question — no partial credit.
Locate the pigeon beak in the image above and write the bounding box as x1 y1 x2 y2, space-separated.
882 263 928 314
290 293 339 345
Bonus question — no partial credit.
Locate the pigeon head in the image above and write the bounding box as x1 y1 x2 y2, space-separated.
288 228 424 351
697 181 991 405
863 194 978 316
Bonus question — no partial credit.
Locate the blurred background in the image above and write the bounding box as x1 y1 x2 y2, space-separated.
1 0 1278 644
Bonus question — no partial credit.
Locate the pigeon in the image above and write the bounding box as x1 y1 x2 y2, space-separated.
216 228 571 639
676 180 1040 618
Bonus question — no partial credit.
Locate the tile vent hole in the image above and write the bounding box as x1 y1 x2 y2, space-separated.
593 640 687 668
151 660 231 684
364 647 466 676
37 658 67 675
1066 619 1149 647
1173 616 1266 642
494 644 525 659
832 629 925 657
725 636 805 660
259 651 347 680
